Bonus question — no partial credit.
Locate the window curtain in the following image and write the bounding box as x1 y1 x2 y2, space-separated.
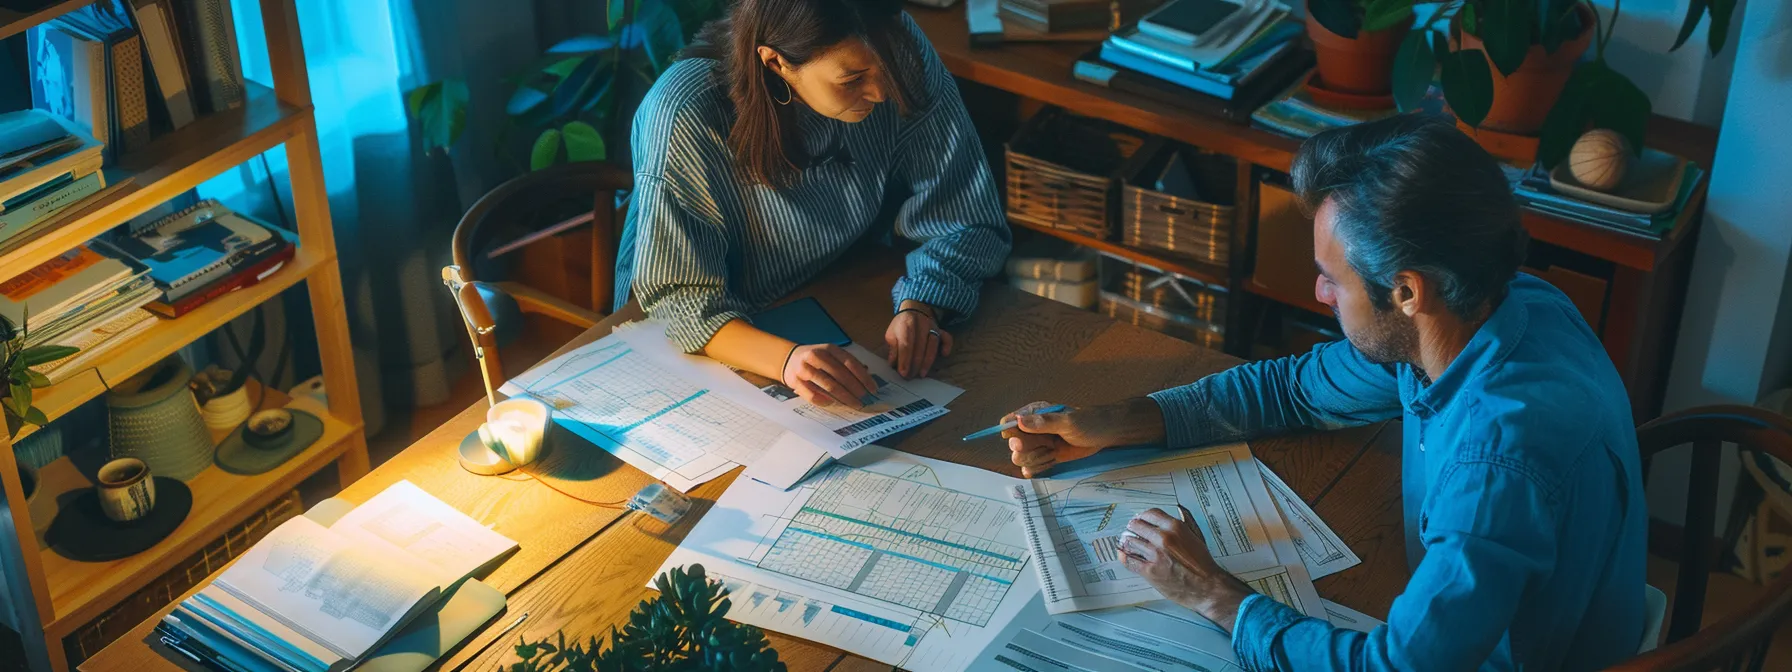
200 0 581 434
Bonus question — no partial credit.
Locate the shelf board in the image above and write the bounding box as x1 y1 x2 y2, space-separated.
1010 218 1231 287
36 389 360 635
13 246 332 443
0 0 91 41
0 83 311 274
1244 279 1332 318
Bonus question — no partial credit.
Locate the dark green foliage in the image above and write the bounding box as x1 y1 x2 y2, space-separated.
1 310 80 434
406 0 725 171
506 565 786 672
1308 0 1414 39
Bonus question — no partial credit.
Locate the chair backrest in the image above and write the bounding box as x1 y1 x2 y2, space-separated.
1609 405 1792 671
451 161 634 314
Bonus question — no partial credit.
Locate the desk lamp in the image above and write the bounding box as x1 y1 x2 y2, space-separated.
442 265 549 475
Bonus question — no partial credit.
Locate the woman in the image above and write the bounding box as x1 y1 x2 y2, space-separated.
615 0 1011 409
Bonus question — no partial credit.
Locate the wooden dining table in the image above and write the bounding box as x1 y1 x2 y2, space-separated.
83 247 1408 671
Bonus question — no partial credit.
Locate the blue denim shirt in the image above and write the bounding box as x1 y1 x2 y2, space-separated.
1148 275 1647 671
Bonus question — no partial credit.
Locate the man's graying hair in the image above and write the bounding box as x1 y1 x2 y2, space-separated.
1291 115 1528 320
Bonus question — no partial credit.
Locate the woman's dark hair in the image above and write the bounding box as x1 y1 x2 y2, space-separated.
685 0 926 188
1291 115 1528 320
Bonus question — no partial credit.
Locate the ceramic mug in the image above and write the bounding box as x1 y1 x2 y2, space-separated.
96 457 156 523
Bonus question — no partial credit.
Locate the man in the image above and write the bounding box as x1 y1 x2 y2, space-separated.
1002 116 1647 671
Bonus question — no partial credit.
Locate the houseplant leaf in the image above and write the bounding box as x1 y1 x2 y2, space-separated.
547 35 614 55
1708 0 1736 55
543 56 587 80
1538 62 1595 168
1392 28 1438 112
1361 0 1413 33
1671 0 1708 51
608 0 631 31
7 383 30 418
635 0 685 75
25 369 50 389
1590 64 1651 157
1307 0 1360 38
551 55 605 119
1479 0 1532 77
1436 34 1494 128
421 79 468 154
1540 0 1579 53
405 82 438 120
23 406 47 427
562 121 607 162
1537 60 1651 168
21 345 78 367
531 128 563 170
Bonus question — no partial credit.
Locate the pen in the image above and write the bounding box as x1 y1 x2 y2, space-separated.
962 404 1068 441
494 612 530 641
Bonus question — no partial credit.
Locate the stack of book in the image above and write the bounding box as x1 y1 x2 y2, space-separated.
1073 0 1310 121
27 0 247 160
158 481 518 672
1249 77 1399 139
103 199 298 318
1 243 158 384
0 110 107 251
1513 161 1705 239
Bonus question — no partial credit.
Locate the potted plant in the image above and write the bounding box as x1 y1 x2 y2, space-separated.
1306 0 1416 96
2 311 78 437
407 0 724 171
506 564 786 671
1391 0 1737 167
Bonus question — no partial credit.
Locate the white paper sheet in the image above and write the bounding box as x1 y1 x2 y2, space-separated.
497 334 793 491
968 595 1244 672
612 321 964 456
652 446 1038 671
1257 459 1362 580
1321 599 1386 633
328 480 517 581
1014 444 1321 615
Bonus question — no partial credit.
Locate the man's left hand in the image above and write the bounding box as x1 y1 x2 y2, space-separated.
1120 505 1256 631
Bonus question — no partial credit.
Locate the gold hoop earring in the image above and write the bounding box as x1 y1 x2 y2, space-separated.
772 77 792 106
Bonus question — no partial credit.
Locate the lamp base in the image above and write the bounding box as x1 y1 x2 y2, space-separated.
457 429 516 475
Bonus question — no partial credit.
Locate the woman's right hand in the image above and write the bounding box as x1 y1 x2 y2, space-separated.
782 344 879 408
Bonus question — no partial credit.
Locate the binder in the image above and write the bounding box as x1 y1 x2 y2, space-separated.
126 0 195 129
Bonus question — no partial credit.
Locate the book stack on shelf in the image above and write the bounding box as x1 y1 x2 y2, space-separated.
1513 151 1704 240
0 110 107 251
158 481 517 672
1072 0 1310 121
105 198 298 318
0 242 157 384
27 0 246 154
1249 76 1399 139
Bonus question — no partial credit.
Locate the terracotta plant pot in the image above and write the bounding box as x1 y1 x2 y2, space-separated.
1457 2 1595 135
1306 5 1414 96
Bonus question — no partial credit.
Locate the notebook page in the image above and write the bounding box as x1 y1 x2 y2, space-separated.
327 480 517 581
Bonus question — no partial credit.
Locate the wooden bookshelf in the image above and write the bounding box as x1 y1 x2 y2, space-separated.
1009 218 1230 287
0 2 368 671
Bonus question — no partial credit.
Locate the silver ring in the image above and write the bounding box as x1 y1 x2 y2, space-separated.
927 329 941 339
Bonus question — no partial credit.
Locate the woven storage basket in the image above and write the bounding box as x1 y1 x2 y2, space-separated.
64 489 304 664
1005 108 1160 239
1122 148 1238 264
1101 260 1227 350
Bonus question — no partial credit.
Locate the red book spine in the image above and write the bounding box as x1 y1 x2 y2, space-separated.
145 244 297 319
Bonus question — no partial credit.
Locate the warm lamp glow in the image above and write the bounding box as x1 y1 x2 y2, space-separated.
484 398 550 467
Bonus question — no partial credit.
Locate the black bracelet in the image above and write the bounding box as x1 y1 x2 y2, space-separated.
781 344 800 385
896 306 936 322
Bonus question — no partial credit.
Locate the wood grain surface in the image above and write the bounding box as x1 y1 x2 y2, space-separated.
82 246 1401 672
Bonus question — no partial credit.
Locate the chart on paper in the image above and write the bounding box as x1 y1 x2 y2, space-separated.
747 465 1028 627
499 337 786 491
1014 443 1318 614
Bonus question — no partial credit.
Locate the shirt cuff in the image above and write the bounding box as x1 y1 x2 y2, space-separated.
665 310 748 354
892 276 978 325
1148 383 1213 450
1233 593 1306 672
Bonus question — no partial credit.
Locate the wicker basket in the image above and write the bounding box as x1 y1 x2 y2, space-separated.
1122 148 1238 265
1101 260 1227 350
1005 108 1160 239
64 489 305 664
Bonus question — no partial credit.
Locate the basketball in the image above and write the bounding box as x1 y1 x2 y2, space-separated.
1569 129 1632 191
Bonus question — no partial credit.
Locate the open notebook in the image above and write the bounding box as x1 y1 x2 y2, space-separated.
165 481 517 672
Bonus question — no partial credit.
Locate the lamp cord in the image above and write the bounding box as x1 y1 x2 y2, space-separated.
499 465 629 509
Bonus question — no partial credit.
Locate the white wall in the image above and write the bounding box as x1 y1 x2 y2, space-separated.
1593 0 1741 125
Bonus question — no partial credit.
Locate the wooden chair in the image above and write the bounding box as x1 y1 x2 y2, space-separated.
1611 405 1792 671
444 161 633 384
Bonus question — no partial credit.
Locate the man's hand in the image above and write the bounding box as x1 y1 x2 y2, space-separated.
885 300 951 378
1001 399 1168 478
1120 506 1255 631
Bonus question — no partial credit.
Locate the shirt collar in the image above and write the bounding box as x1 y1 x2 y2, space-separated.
1407 287 1528 417
790 103 850 167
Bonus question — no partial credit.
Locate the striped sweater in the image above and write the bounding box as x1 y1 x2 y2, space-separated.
616 13 1012 353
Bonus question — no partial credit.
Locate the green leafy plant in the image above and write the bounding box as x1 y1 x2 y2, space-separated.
1308 0 1417 39
1 310 79 435
408 0 724 172
506 565 786 672
1390 0 1737 168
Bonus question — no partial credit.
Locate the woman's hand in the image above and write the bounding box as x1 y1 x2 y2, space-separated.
782 343 879 408
885 301 952 378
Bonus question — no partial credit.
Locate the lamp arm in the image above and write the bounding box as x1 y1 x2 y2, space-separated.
442 265 500 407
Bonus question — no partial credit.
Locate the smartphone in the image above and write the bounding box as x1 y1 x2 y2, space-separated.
753 297 851 347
